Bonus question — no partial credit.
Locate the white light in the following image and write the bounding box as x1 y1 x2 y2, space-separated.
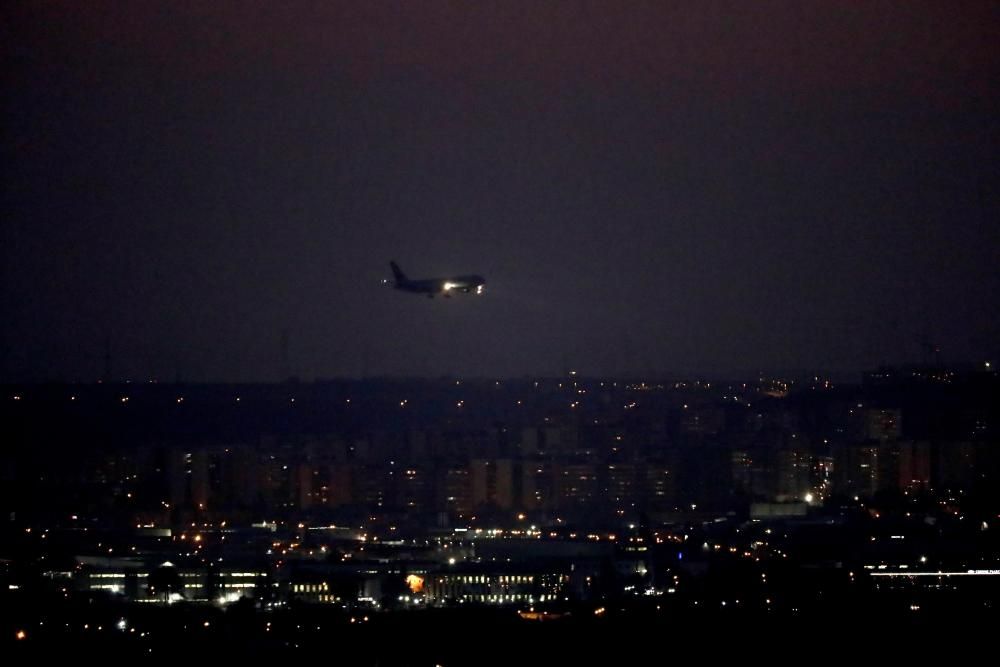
870 570 1000 577
804 493 814 504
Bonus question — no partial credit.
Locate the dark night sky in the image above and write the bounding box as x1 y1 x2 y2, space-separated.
2 1 998 382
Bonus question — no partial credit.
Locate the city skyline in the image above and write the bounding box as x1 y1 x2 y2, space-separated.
4 3 1000 656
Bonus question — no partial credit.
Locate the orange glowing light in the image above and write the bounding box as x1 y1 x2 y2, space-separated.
406 574 424 594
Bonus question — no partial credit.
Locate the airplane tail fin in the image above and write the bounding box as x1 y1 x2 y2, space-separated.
390 261 407 284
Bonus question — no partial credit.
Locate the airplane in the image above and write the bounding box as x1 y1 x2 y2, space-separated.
385 261 485 298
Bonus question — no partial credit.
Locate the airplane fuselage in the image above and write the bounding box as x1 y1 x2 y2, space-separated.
388 262 485 297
